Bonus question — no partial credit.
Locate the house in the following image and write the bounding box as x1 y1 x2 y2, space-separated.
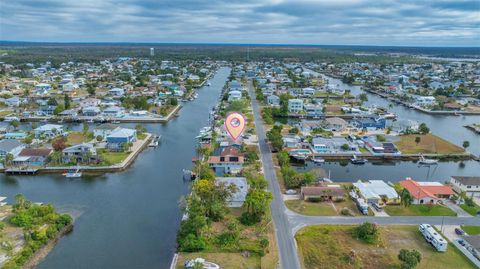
103 106 125 118
62 143 97 164
450 176 480 198
80 98 101 108
5 97 21 107
208 151 244 176
0 139 25 157
415 96 436 106
228 90 242 102
311 137 358 154
301 185 345 201
34 124 64 138
36 105 56 116
304 104 323 117
35 83 52 94
106 127 137 151
82 106 101 116
390 119 419 133
355 117 386 130
399 178 454 204
215 177 249 207
353 180 400 205
58 109 78 118
12 148 53 167
302 87 316 96
282 135 301 148
109 87 125 96
323 117 348 131
94 124 120 140
288 99 303 113
267 95 280 106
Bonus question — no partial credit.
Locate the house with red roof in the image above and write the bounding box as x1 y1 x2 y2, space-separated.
399 178 454 204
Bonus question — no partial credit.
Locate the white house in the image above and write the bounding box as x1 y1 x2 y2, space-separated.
103 106 125 118
415 96 436 107
109 87 125 96
450 176 480 198
228 90 242 102
267 95 280 106
353 180 400 205
288 99 304 113
34 124 64 138
35 83 52 94
215 177 249 207
302 87 316 96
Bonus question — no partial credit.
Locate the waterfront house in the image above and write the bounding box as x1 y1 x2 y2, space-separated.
208 147 244 176
282 135 301 148
450 176 480 198
301 185 345 201
106 127 137 151
34 124 64 138
288 99 304 113
36 105 56 116
13 148 53 167
399 178 454 204
58 109 78 118
390 119 419 133
80 98 102 108
414 96 436 107
5 96 21 107
108 87 125 96
0 139 25 157
62 143 97 164
323 117 348 131
35 83 52 94
353 180 400 205
215 177 249 207
103 106 125 118
82 106 101 116
354 117 386 130
228 90 242 102
267 95 280 106
304 104 323 117
311 137 358 154
94 124 120 140
302 87 316 96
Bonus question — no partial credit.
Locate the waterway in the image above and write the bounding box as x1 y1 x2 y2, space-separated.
0 67 231 269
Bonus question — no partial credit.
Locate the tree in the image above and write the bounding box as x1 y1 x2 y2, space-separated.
341 144 350 151
415 136 421 145
462 140 470 150
169 97 178 106
96 135 103 142
82 123 90 135
359 93 368 103
10 120 20 130
418 123 430 134
52 137 67 151
193 179 233 221
277 151 290 167
24 135 33 145
353 222 379 244
86 83 96 96
398 249 421 269
241 188 272 225
400 188 413 208
47 97 58 106
63 94 71 109
289 127 299 134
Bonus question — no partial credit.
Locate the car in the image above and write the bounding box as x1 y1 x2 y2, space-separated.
458 239 466 246
455 228 465 235
372 203 383 212
285 189 297 195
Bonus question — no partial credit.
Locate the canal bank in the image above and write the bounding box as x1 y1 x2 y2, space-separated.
0 67 231 269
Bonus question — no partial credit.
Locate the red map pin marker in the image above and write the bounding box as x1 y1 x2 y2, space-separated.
225 112 246 141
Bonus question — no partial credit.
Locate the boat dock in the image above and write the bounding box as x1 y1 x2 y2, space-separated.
5 168 39 175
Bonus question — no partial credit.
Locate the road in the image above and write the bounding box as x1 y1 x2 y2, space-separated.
246 79 479 269
248 80 301 269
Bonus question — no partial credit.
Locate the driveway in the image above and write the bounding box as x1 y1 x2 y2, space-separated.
444 200 472 217
369 205 390 217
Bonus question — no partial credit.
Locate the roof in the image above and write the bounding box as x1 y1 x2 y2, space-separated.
324 117 347 126
107 128 136 138
353 180 399 200
400 178 454 200
216 177 248 203
451 176 480 186
0 139 23 152
19 148 53 157
63 143 95 152
208 155 244 164
301 186 345 197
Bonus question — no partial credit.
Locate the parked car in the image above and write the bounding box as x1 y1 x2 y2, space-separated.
372 203 383 212
458 239 466 246
285 189 297 195
455 228 465 235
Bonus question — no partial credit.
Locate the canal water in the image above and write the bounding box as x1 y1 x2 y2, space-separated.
298 74 480 182
0 67 231 269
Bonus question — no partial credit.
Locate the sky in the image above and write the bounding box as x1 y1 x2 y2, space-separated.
0 0 479 46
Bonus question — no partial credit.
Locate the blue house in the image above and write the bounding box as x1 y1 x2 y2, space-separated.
355 117 386 130
106 128 137 151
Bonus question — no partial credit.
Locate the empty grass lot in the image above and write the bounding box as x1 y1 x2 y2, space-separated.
394 134 464 154
286 199 371 216
384 204 457 216
296 225 476 269
461 226 480 235
98 149 129 165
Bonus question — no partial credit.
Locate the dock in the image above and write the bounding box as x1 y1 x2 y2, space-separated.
5 168 39 175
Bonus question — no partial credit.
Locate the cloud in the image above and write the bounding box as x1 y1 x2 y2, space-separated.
0 0 478 46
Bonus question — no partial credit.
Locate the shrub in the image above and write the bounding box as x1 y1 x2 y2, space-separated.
398 249 421 269
352 222 379 244
340 208 354 216
308 197 322 203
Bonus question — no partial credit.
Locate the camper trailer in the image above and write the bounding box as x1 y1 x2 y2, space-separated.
419 224 448 252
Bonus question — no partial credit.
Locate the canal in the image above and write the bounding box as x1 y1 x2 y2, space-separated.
0 67 231 269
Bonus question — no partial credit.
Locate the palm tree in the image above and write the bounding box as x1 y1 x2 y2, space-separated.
400 189 413 208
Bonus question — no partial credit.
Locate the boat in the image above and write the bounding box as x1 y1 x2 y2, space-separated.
87 118 94 123
184 258 220 269
4 116 19 122
418 155 438 165
383 112 396 119
149 135 161 147
351 155 367 165
313 157 325 164
64 168 82 178
111 120 121 124
206 82 211 86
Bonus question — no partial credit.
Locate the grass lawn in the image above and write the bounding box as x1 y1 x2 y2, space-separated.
285 199 372 216
394 134 464 154
296 225 476 269
66 132 92 145
461 226 480 235
98 149 129 165
384 205 457 216
459 203 480 216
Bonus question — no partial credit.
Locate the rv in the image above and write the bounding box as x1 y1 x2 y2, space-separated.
419 224 447 252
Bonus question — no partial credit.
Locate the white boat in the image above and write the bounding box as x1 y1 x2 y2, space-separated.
351 155 367 165
418 155 438 165
313 157 325 164
4 116 19 122
64 168 82 178
184 258 220 269
206 82 211 86
383 112 396 119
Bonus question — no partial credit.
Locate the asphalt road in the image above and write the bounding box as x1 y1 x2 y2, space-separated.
246 79 479 269
248 80 301 269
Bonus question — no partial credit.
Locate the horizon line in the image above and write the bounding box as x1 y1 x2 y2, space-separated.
1 40 479 49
